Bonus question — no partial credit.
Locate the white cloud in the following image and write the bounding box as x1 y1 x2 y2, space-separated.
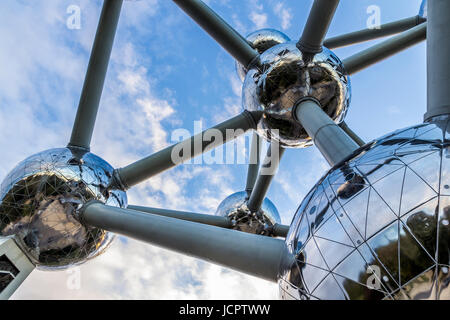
274 2 293 30
12 237 278 300
249 11 268 29
246 0 268 30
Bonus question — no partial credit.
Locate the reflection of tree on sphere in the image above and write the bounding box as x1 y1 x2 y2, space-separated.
215 191 281 235
281 121 450 300
243 43 350 148
0 148 127 269
235 29 291 82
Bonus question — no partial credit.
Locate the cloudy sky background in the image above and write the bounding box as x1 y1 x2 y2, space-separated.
0 0 426 299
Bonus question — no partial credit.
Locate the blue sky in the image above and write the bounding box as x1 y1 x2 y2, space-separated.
0 0 426 299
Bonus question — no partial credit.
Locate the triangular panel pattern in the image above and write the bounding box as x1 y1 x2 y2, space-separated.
366 188 397 239
280 123 447 300
372 168 405 216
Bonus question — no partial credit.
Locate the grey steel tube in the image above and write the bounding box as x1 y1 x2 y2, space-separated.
245 132 262 194
68 0 123 150
339 121 365 147
424 0 450 120
127 205 232 229
273 224 290 238
82 202 293 282
297 0 340 53
343 22 426 75
324 15 425 49
172 0 259 68
127 204 290 238
295 99 359 166
247 144 285 213
115 111 261 189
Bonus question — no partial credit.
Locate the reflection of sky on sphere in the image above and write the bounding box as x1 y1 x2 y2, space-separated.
215 190 280 235
282 121 449 300
243 42 350 148
0 148 126 269
235 28 291 81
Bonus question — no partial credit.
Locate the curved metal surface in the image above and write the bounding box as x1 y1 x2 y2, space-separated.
82 202 292 282
236 29 291 82
281 119 450 300
215 191 281 235
0 148 127 269
243 42 350 148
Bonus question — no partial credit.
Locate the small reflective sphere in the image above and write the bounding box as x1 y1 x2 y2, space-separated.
419 0 427 19
236 29 291 82
0 148 127 269
280 119 450 300
215 191 281 235
243 42 350 148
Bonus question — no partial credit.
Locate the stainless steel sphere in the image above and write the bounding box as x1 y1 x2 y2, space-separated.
419 0 427 19
243 42 351 148
280 119 450 300
0 148 127 269
215 191 281 235
236 29 291 82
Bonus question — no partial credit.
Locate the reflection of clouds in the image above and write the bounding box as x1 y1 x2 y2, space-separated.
283 122 450 299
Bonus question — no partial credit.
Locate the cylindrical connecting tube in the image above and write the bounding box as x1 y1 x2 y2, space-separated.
82 202 293 282
294 99 359 166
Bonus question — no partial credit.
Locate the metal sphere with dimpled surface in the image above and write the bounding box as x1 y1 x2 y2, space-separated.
236 29 291 82
280 119 450 300
0 148 127 269
243 42 351 148
215 191 281 235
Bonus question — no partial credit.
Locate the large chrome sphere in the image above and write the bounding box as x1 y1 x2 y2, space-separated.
243 42 351 148
280 120 450 300
0 148 127 269
236 29 291 82
215 191 281 235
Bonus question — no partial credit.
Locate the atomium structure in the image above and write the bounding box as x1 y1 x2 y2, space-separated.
281 121 450 299
0 148 127 269
0 0 448 300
